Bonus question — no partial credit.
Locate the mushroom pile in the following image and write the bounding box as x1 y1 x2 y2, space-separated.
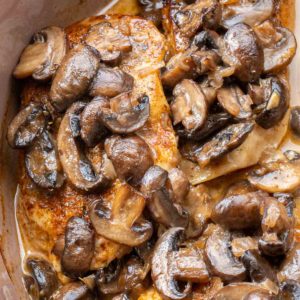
7 0 299 299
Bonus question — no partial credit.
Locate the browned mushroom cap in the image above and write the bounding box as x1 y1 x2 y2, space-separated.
278 243 300 283
105 135 153 185
174 0 221 38
151 227 192 300
140 166 189 228
57 102 114 192
255 77 288 129
255 22 297 74
211 191 264 230
50 45 99 112
168 168 190 204
161 48 197 88
195 122 254 167
212 283 273 300
280 280 300 300
290 107 300 136
85 22 132 66
176 112 232 141
51 282 94 300
96 256 144 295
61 217 94 278
221 23 263 82
80 97 109 148
13 26 66 80
25 131 64 189
88 184 152 246
27 258 59 299
7 103 48 149
221 0 274 28
99 92 150 134
259 197 294 256
171 79 208 133
217 85 253 119
89 67 134 98
204 226 246 283
241 250 277 284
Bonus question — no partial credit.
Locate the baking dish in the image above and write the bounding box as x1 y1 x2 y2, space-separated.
0 0 299 299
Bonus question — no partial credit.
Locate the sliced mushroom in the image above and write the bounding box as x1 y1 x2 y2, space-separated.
26 258 59 299
88 184 152 246
171 79 208 133
80 97 109 148
284 150 300 162
151 227 192 300
255 77 288 129
98 92 150 134
7 102 48 149
290 107 300 136
195 122 254 167
13 26 66 80
168 168 190 204
51 282 94 300
57 102 113 192
278 243 300 283
25 131 64 189
259 197 294 256
217 85 252 119
141 166 189 228
96 256 144 295
50 45 99 112
231 237 259 258
273 193 295 217
89 67 134 98
255 22 297 73
212 283 273 300
211 191 264 230
61 217 94 278
161 48 197 88
221 0 274 28
192 30 221 50
176 112 232 141
191 50 221 75
221 23 263 82
105 135 153 185
85 22 131 66
241 250 277 284
280 280 300 299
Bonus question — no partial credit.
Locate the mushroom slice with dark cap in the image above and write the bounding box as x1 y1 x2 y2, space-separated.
195 122 254 168
255 22 297 74
217 85 253 119
259 197 294 256
89 66 134 98
51 282 94 300
290 107 300 137
168 168 190 204
140 166 189 228
99 92 150 134
151 227 192 300
85 21 132 66
7 102 48 149
221 23 264 83
50 45 99 112
61 217 95 278
13 26 66 80
221 0 274 28
280 280 300 299
80 97 109 148
204 226 246 283
255 77 288 129
88 184 152 246
211 191 264 230
212 283 274 300
26 258 59 300
57 102 114 192
105 135 153 186
25 131 64 189
171 79 208 133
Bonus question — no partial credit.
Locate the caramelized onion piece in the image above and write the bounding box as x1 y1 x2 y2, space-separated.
57 102 113 192
13 26 66 80
7 103 48 149
25 131 64 189
89 184 152 247
50 45 99 112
